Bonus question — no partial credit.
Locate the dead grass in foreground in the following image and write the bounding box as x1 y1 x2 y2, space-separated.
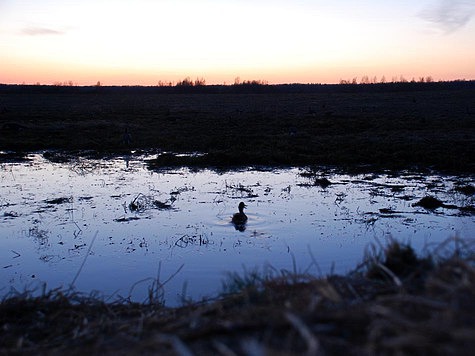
1 238 474 355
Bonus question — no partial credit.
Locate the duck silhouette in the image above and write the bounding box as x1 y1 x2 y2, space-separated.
232 202 248 230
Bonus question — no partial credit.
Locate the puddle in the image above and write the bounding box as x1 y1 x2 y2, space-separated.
1 154 474 305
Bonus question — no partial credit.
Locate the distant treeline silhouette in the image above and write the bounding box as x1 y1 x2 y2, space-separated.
172 77 206 87
339 75 435 85
48 75 436 88
0 79 474 95
158 77 268 88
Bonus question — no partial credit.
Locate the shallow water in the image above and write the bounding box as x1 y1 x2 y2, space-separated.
1 154 473 305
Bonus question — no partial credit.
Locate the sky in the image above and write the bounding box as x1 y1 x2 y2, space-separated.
1 0 474 85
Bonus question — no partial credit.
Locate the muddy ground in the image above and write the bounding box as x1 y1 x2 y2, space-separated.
1 82 474 172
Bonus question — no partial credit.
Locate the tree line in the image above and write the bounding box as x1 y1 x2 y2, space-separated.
157 77 269 87
339 75 435 85
7 75 474 88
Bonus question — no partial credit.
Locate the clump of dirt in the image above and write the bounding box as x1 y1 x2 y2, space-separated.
413 196 457 210
153 200 174 210
455 184 475 196
114 216 140 223
314 177 332 188
460 205 475 214
298 169 333 188
44 197 72 205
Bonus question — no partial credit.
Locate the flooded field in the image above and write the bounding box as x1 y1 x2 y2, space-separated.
1 153 474 305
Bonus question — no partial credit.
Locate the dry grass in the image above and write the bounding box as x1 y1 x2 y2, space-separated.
1 237 474 355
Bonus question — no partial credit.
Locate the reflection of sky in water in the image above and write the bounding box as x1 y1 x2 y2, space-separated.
1 155 474 306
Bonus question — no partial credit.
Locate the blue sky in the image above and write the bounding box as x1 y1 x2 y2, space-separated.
1 0 474 85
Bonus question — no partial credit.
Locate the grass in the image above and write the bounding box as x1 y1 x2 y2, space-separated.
1 237 474 355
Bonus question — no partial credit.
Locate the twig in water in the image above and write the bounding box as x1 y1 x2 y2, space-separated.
128 262 185 304
306 245 323 277
161 263 185 286
291 251 297 276
70 230 98 288
74 221 83 233
180 281 189 305
11 250 21 258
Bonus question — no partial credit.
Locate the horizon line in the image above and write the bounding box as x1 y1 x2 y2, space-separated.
1 78 474 88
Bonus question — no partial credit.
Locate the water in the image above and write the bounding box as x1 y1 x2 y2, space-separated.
1 154 473 305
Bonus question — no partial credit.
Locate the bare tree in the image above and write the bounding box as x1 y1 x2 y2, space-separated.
194 77 206 86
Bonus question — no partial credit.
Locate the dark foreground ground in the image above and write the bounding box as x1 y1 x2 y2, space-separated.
1 82 474 172
1 238 474 355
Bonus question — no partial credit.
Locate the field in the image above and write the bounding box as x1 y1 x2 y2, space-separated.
1 82 474 172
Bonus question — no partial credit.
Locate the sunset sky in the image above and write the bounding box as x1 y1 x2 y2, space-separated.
1 0 474 85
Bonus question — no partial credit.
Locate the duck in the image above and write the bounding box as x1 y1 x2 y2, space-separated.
232 202 248 225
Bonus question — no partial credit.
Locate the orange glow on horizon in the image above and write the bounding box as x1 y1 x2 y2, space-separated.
2 48 475 87
2 64 474 87
1 1 474 86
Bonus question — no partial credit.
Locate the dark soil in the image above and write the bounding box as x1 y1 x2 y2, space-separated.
1 82 474 172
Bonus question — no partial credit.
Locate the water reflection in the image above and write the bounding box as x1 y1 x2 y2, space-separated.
0 154 473 305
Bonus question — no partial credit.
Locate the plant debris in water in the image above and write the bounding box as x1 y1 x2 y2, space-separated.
44 197 72 205
313 177 332 188
114 216 141 223
153 200 174 210
128 193 175 213
1 237 474 355
455 184 475 196
3 211 20 218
